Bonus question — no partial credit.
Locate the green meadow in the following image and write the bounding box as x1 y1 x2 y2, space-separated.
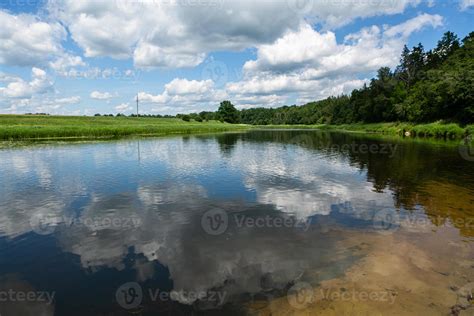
0 115 250 140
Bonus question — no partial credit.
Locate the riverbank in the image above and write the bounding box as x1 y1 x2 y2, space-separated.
1 116 473 143
259 122 474 140
0 115 250 140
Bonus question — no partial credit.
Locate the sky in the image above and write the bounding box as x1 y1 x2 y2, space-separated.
0 0 472 115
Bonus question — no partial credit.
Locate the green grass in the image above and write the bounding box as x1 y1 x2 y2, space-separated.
1 115 472 143
258 122 473 140
0 115 250 140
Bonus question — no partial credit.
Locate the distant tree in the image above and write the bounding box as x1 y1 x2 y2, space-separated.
94 113 101 116
181 115 191 122
217 101 239 123
195 116 203 122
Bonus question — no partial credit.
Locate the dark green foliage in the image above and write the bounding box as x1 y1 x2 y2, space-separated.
205 31 472 125
217 101 239 123
159 31 471 126
181 115 191 122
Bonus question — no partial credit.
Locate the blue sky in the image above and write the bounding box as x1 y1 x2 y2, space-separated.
0 0 472 115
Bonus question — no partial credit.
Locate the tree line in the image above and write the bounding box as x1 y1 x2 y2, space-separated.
207 31 473 125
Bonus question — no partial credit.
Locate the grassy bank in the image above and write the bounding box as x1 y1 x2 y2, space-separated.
0 115 250 140
1 115 472 142
259 122 474 140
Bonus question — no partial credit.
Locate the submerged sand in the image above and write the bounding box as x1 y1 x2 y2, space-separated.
246 224 474 316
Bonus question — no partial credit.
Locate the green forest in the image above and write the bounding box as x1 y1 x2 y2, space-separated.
205 31 473 126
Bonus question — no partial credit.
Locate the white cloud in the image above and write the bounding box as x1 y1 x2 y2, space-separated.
0 10 66 67
115 103 132 112
90 91 114 100
47 0 423 68
226 14 443 108
0 68 53 99
49 54 86 73
383 13 443 38
54 96 81 105
460 0 474 10
245 14 443 77
139 78 227 113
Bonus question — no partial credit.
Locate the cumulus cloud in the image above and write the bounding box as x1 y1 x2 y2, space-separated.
49 54 86 73
139 78 227 113
54 96 81 104
90 91 114 100
383 13 443 38
244 14 443 77
0 68 53 99
225 14 443 108
0 10 66 67
46 0 424 68
136 13 442 113
459 0 474 10
115 103 132 112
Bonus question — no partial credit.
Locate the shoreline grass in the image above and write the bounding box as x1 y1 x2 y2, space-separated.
257 122 473 140
0 115 250 140
1 115 472 143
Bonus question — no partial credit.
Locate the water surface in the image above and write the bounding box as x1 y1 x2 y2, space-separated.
0 130 473 315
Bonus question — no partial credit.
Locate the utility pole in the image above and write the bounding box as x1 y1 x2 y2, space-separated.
136 93 139 117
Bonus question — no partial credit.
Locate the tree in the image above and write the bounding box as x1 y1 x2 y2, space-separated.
433 31 460 62
217 101 239 123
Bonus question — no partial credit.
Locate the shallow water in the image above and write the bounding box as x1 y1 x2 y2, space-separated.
0 130 473 315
